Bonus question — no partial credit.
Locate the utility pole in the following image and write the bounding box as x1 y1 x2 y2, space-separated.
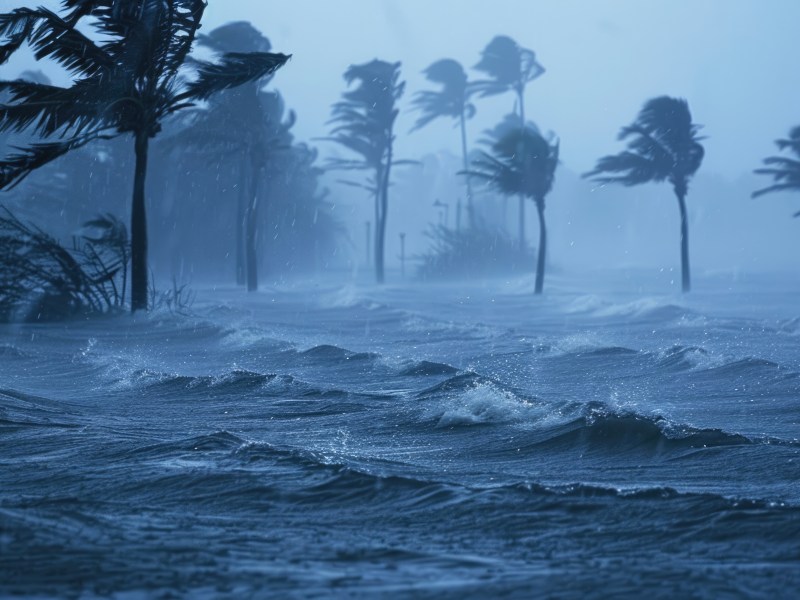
365 220 371 267
456 198 462 233
399 232 406 279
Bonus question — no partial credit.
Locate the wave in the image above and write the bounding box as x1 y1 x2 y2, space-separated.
117 432 800 514
565 295 692 321
399 360 460 377
298 344 378 363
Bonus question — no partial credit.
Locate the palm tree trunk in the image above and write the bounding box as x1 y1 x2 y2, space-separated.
376 148 393 285
517 87 526 251
459 108 474 229
245 164 261 292
675 188 691 292
131 130 149 313
236 163 246 286
534 198 547 294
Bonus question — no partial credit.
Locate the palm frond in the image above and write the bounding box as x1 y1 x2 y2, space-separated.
179 52 291 101
0 131 110 190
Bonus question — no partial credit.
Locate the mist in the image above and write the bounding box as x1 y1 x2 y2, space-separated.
2 2 800 598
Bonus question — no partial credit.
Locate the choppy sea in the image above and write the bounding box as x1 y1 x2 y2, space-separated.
1 270 799 598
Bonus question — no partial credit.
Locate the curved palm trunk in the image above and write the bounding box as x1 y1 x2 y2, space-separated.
235 162 247 286
245 162 261 292
376 146 393 285
131 131 149 313
534 197 546 295
675 188 691 293
459 108 474 229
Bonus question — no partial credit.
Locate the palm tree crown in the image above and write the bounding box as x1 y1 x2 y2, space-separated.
0 1 289 311
753 126 800 215
472 35 544 118
410 59 474 131
470 125 558 203
411 58 477 227
585 96 704 196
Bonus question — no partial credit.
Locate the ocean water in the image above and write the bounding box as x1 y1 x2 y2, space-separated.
1 270 799 598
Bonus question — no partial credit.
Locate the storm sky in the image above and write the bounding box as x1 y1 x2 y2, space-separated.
198 0 800 181
2 0 799 274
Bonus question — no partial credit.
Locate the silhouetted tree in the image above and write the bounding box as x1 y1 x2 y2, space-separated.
466 124 558 294
166 22 292 291
473 36 545 249
324 60 406 284
585 97 704 293
194 21 273 287
753 126 800 216
0 2 289 311
411 59 477 227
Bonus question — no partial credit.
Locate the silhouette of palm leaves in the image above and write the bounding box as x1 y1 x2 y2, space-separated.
584 96 704 191
0 1 290 189
753 126 800 213
410 59 475 131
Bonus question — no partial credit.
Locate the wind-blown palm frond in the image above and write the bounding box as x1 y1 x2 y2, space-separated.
411 59 473 131
472 35 545 98
467 125 558 202
753 127 800 206
179 52 291 102
584 96 704 192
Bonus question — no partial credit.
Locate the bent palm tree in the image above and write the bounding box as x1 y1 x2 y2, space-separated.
466 124 559 294
473 35 545 248
585 96 704 293
411 59 477 227
324 59 406 284
0 2 289 311
753 126 800 215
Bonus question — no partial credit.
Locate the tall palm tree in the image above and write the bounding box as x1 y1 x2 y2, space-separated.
473 35 545 249
466 124 559 294
0 2 289 311
753 126 800 215
411 59 477 227
324 59 406 284
585 96 704 293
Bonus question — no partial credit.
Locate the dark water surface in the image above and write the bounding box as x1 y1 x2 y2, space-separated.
2 271 799 598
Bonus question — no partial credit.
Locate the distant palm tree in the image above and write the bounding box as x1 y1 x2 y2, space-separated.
753 126 800 216
0 2 289 311
466 124 559 294
169 21 291 291
411 59 477 227
324 59 406 284
585 96 704 293
473 35 545 249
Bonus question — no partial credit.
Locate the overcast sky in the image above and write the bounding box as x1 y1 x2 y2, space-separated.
2 0 798 180
197 0 800 180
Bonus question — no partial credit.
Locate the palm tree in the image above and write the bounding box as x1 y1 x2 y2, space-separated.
411 59 477 227
466 124 559 294
324 59 406 284
753 126 800 215
585 96 704 293
473 35 545 249
0 2 289 311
